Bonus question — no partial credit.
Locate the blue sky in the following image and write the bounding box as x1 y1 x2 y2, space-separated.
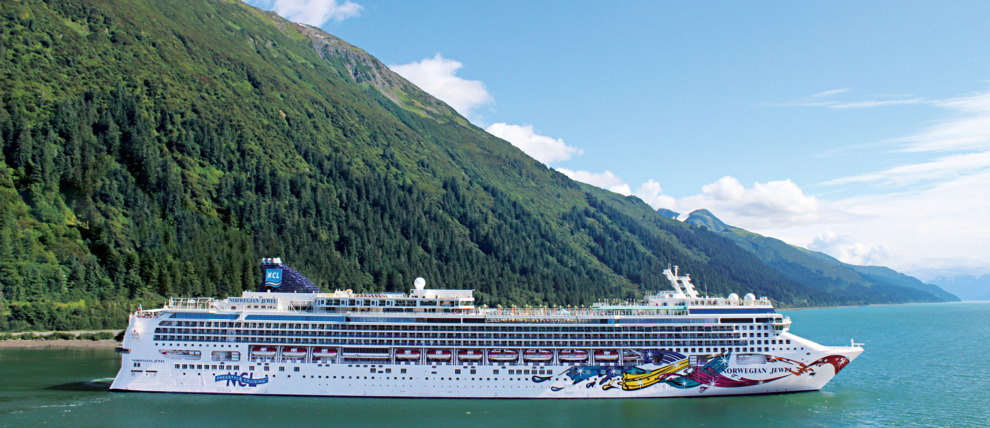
244 0 990 281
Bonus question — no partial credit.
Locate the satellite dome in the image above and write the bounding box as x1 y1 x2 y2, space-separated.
743 293 756 302
414 277 426 290
727 293 740 304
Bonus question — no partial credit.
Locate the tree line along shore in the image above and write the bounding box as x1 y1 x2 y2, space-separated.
0 330 122 348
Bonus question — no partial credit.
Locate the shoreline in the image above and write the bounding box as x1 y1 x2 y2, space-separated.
0 329 123 349
780 300 969 311
0 339 119 349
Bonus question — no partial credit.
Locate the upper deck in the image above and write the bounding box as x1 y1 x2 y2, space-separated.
139 264 784 329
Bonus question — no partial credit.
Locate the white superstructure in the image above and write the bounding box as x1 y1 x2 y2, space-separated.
111 259 863 398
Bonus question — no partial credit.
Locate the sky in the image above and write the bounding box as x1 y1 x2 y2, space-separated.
242 0 990 281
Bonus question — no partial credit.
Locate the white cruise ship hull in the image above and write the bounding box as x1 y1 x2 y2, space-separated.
112 327 861 398
112 261 864 399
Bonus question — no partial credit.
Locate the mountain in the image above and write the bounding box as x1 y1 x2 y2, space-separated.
928 275 990 301
0 0 934 331
683 210 958 303
656 208 679 220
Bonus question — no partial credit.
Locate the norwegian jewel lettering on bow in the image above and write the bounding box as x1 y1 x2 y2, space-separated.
110 257 863 398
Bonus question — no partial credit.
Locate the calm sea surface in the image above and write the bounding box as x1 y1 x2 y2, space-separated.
2 302 988 427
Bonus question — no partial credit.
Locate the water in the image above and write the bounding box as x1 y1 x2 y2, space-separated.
2 302 988 427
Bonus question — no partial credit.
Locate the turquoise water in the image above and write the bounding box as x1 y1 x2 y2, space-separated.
1 302 988 427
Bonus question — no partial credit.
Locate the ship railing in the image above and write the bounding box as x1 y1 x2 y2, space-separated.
134 309 162 318
613 296 774 308
166 297 217 310
771 316 792 331
323 307 694 318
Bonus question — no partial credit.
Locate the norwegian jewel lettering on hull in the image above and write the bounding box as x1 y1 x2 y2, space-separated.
110 259 863 398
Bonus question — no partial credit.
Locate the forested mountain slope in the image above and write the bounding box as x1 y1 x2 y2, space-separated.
0 0 914 330
683 209 957 304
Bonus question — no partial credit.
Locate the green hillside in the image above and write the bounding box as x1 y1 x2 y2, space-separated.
0 0 895 331
683 209 958 304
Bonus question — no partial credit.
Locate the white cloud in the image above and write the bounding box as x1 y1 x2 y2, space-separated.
765 88 923 110
390 54 493 120
812 88 851 98
250 0 364 26
823 151 990 187
756 88 990 276
485 123 582 164
676 177 827 228
830 99 924 109
626 176 830 228
808 231 890 266
556 169 632 195
610 88 990 277
824 89 990 190
895 90 990 153
635 180 677 211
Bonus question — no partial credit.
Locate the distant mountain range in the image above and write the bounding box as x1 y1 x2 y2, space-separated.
681 209 958 304
928 275 990 301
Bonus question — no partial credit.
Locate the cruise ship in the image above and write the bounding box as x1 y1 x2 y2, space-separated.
111 258 863 398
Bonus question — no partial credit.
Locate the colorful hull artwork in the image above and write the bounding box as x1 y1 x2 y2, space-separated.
537 350 852 395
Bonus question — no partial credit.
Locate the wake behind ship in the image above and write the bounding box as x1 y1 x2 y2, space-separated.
111 258 863 398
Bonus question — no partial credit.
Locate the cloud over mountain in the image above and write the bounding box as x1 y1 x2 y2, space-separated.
555 169 631 195
390 54 493 121
486 123 583 164
247 0 363 26
809 231 890 266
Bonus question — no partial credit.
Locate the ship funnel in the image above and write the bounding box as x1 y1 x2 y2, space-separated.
259 258 320 293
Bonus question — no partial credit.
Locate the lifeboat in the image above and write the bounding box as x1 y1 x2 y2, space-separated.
282 347 307 358
623 350 641 361
488 349 518 362
458 349 484 361
425 349 453 361
395 349 421 360
523 349 553 362
558 349 588 362
251 346 277 358
594 350 620 362
312 347 338 358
